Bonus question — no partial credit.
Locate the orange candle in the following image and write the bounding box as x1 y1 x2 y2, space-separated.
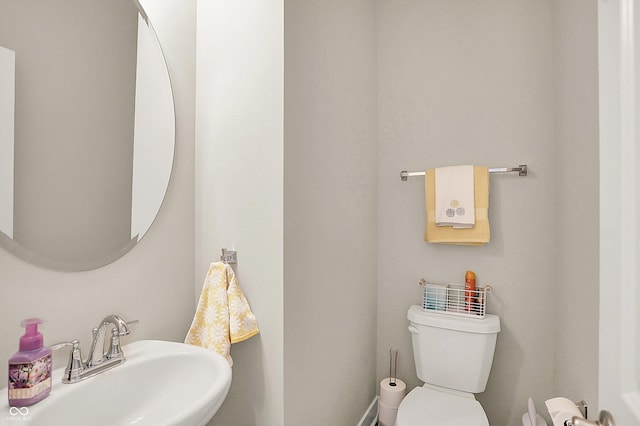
465 270 476 312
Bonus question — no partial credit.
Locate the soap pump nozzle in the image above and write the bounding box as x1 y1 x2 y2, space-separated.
19 318 45 351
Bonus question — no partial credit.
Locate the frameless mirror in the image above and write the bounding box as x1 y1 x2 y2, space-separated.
0 0 175 271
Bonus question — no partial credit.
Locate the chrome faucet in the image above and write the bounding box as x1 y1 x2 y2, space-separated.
53 315 132 384
86 315 130 367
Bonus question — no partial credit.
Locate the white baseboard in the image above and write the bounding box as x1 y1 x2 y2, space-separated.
357 396 379 426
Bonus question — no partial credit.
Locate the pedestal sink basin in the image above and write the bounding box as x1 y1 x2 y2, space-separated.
0 340 232 426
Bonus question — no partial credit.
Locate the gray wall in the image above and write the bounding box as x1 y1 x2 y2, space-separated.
283 1 377 425
195 2 285 425
196 1 600 425
195 2 378 425
376 2 556 424
552 0 599 411
0 2 599 426
0 0 196 380
376 1 598 425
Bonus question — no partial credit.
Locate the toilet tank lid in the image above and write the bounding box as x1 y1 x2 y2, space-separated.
408 305 500 334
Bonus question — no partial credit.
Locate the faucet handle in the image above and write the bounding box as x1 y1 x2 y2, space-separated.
108 315 131 336
51 340 75 352
52 340 85 384
106 328 125 360
104 320 137 360
125 320 139 334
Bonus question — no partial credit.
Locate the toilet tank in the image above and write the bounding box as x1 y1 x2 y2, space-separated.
407 305 500 393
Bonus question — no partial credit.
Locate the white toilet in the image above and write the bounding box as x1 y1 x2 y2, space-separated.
396 305 501 426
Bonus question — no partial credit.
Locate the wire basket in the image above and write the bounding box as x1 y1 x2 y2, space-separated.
419 278 491 319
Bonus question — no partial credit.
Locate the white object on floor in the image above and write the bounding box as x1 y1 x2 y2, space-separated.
522 397 548 426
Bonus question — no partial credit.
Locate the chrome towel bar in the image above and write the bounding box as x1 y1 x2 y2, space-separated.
400 164 528 181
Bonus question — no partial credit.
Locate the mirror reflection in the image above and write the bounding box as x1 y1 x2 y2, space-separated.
0 0 175 271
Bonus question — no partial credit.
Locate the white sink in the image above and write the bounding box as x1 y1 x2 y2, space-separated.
1 340 232 426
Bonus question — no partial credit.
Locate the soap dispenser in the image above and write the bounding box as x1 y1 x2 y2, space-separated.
7 319 52 407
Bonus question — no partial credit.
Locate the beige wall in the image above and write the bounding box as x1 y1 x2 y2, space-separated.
0 0 196 384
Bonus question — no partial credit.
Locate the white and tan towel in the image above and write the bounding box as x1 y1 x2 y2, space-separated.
435 165 475 228
425 166 490 246
185 262 259 366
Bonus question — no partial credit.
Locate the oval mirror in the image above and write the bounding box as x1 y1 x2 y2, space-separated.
0 0 175 271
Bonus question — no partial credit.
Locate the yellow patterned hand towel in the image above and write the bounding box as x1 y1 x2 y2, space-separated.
185 262 259 366
424 166 490 246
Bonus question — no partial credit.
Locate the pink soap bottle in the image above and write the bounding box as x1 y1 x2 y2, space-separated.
7 319 52 407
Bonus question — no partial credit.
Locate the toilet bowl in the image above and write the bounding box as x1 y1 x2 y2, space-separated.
396 384 488 426
396 306 500 426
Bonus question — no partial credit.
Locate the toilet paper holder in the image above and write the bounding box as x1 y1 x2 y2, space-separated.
557 401 615 426
553 399 587 426
543 398 589 426
567 410 615 426
574 400 588 419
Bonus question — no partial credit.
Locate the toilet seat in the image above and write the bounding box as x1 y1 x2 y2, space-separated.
396 385 489 426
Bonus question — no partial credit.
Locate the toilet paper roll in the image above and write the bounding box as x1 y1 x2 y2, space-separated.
379 377 407 408
378 400 399 426
544 397 584 426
